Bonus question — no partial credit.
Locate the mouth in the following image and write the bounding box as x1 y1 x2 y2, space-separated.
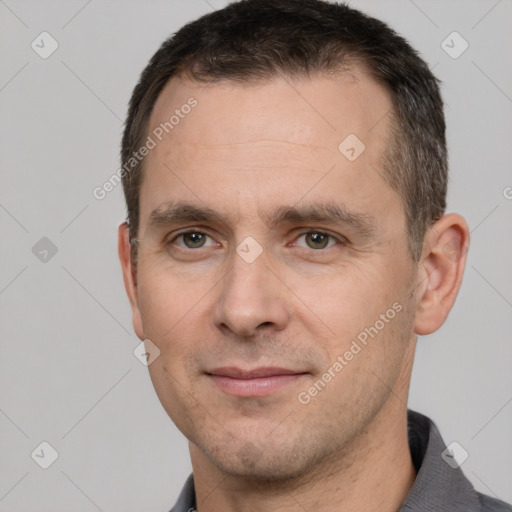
206 367 309 397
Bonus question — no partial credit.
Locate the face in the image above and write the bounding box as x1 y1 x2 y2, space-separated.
125 71 420 480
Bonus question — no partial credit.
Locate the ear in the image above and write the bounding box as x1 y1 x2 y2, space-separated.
413 213 470 335
118 222 145 340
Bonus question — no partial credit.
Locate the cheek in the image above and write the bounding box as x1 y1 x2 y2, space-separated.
137 266 209 431
135 269 203 387
137 263 202 336
289 257 411 368
293 263 390 332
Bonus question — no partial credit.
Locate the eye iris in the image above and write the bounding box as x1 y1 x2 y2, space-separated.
184 232 206 248
306 232 329 249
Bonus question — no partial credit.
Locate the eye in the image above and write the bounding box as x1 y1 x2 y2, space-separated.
170 231 217 249
295 231 339 250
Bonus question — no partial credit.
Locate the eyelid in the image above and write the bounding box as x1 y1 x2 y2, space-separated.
165 225 215 240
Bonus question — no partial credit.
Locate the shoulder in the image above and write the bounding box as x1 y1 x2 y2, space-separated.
478 493 512 512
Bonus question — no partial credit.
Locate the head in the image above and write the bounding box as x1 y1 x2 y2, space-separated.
118 0 468 481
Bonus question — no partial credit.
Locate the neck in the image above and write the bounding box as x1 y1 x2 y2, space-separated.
190 398 416 512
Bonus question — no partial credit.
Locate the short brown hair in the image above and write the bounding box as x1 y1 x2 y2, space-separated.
121 0 447 262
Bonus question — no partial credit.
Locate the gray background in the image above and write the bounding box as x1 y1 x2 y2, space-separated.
1 0 511 510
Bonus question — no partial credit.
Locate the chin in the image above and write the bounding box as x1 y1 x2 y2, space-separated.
215 454 307 482
199 434 329 483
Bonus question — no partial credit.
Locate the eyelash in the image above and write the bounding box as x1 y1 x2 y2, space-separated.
166 229 347 252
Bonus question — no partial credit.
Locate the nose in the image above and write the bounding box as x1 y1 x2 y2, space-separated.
213 249 291 337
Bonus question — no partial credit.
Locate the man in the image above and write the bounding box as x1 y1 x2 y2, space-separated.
117 1 511 510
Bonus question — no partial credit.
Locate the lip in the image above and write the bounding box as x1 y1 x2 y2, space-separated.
206 367 308 397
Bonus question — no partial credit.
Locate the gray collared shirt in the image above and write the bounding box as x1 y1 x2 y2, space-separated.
169 410 512 511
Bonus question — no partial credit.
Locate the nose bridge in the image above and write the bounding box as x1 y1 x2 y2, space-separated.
213 244 289 336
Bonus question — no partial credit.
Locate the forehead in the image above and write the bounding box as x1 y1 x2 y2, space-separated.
139 69 400 234
148 69 392 153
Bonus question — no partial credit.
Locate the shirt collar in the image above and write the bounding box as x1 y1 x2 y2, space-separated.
399 409 481 510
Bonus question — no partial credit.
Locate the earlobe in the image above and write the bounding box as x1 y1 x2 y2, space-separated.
118 222 145 340
413 214 470 336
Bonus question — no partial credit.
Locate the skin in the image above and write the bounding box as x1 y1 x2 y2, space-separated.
118 70 469 512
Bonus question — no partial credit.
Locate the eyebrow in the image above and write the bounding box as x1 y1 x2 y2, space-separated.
148 201 376 238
